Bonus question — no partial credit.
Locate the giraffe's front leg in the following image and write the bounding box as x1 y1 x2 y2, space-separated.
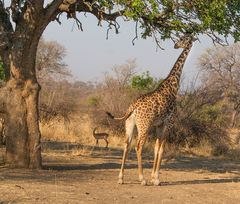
152 136 167 186
151 138 160 183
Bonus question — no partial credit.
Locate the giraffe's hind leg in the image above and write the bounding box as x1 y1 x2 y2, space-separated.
118 114 135 184
135 130 148 186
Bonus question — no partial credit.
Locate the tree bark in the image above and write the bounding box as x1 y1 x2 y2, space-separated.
0 22 44 168
0 118 5 146
0 0 64 169
231 109 239 128
3 21 46 166
3 78 41 168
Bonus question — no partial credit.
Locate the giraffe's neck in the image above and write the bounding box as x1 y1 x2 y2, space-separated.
157 43 193 94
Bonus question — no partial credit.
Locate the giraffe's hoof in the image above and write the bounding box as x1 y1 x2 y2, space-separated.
141 179 147 186
152 179 160 186
118 179 124 184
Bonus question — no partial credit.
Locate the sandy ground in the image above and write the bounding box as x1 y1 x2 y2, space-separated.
0 142 240 204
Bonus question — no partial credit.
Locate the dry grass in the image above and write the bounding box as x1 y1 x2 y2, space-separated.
228 147 240 159
41 115 93 144
40 115 240 160
228 128 240 145
184 140 212 157
40 116 126 149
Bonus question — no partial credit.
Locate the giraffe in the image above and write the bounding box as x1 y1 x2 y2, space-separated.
107 34 195 186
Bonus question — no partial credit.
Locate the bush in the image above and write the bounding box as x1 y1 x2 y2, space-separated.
211 144 229 156
168 88 231 148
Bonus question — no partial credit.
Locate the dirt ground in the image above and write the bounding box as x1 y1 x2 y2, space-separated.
0 142 240 204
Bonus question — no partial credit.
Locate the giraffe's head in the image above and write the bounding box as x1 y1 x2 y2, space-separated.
174 34 195 49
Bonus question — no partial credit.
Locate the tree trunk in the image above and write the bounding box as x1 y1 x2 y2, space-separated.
3 79 41 168
0 33 43 168
0 0 62 169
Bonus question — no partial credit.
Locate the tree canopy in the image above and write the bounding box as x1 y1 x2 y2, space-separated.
0 0 239 57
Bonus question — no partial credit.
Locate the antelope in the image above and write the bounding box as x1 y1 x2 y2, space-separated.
93 127 109 148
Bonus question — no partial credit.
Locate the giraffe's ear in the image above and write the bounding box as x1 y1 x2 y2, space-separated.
184 33 197 42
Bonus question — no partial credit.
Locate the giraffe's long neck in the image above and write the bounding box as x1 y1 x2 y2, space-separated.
158 42 193 94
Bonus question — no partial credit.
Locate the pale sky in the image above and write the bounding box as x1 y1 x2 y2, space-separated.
43 13 214 83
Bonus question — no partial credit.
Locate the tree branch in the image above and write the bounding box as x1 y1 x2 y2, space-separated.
44 0 64 22
9 0 21 23
0 1 13 58
58 0 124 22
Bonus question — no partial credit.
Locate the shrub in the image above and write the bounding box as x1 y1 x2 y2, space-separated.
211 144 229 156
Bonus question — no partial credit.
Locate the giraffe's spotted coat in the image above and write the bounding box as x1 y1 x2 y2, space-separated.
108 34 194 185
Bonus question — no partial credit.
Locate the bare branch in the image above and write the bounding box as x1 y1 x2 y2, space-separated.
132 21 138 46
106 21 120 40
58 0 124 23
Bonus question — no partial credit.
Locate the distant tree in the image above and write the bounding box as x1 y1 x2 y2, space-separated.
0 0 239 168
99 59 137 113
131 71 158 91
37 39 74 125
88 60 137 133
198 43 240 127
36 38 71 81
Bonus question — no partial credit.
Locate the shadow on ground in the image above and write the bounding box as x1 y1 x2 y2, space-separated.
41 141 240 175
0 141 240 186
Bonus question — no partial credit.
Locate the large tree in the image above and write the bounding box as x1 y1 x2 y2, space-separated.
0 0 239 168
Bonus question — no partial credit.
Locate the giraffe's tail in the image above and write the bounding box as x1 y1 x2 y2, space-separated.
106 106 134 121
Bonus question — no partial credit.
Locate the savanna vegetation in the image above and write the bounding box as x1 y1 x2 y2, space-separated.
26 39 240 160
0 0 239 168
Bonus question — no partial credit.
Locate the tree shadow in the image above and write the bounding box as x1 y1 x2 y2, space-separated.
43 162 152 171
42 142 240 175
163 156 240 174
160 177 240 186
1 141 240 186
